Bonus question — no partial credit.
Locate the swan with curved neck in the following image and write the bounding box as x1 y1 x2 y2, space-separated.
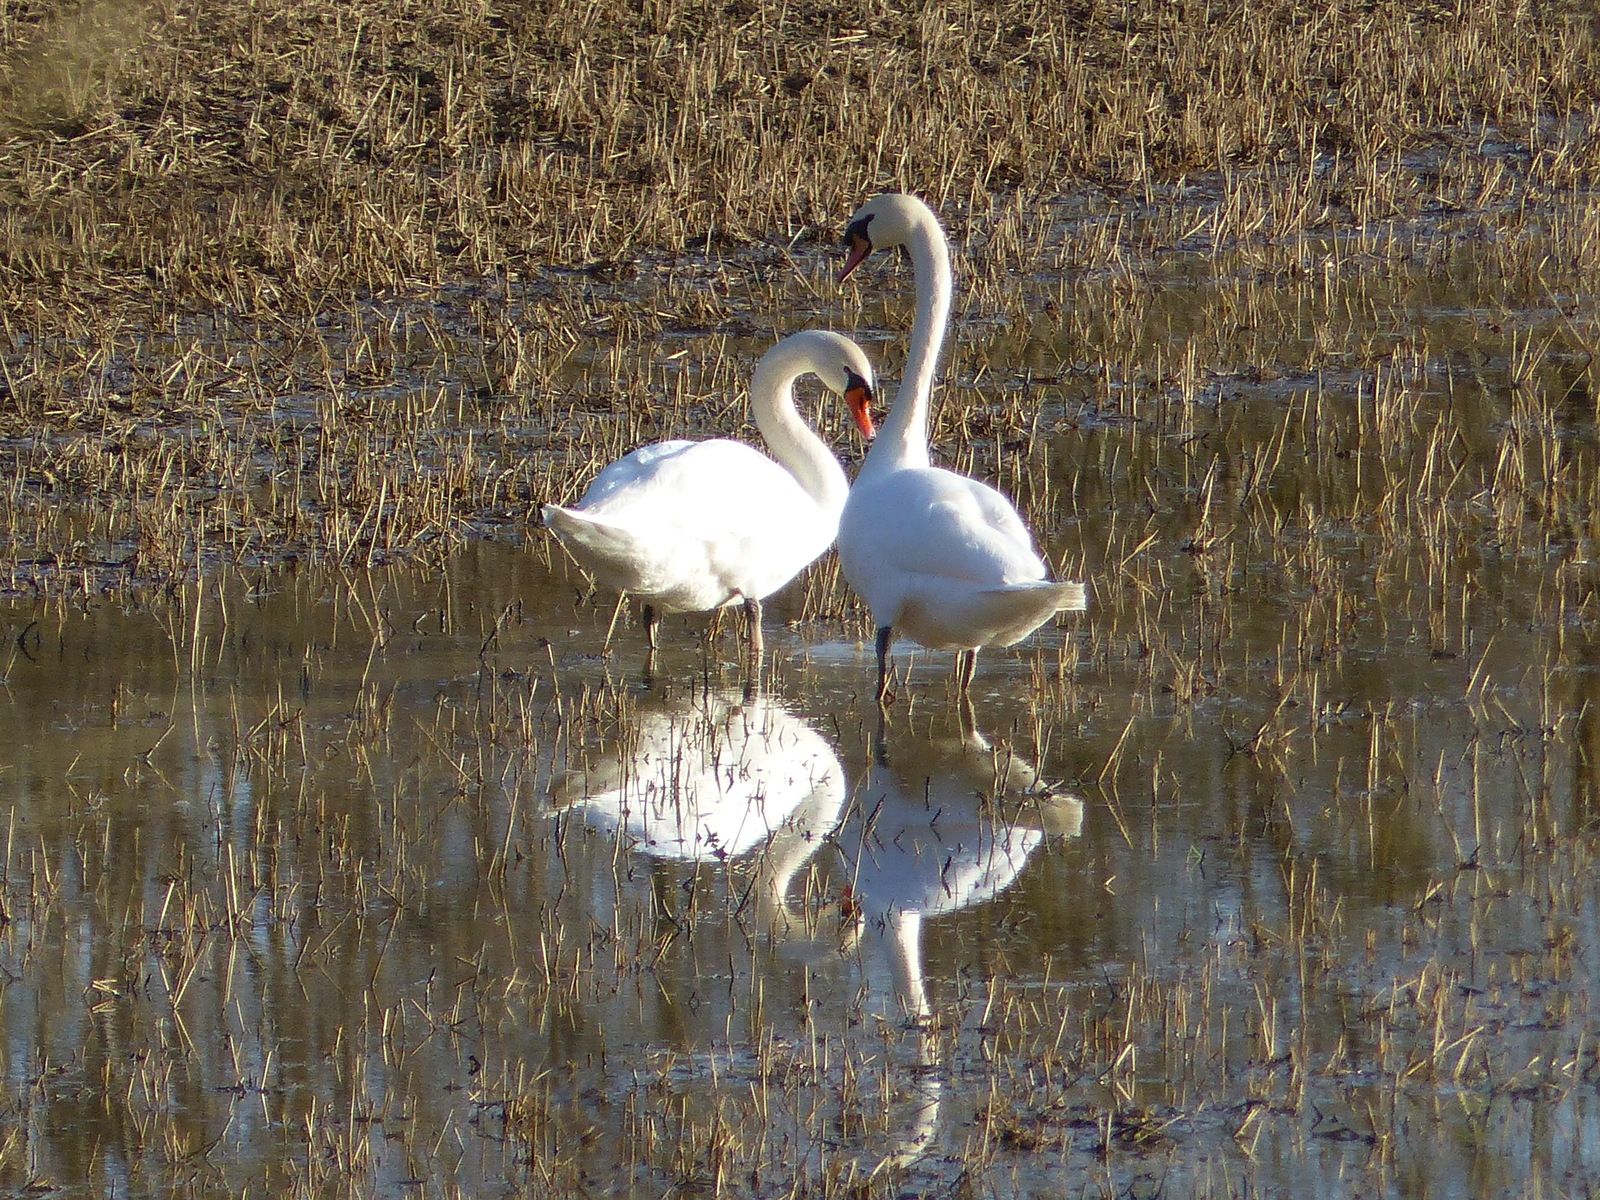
543 330 876 663
836 194 1086 701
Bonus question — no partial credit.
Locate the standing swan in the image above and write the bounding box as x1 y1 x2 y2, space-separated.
543 330 877 665
836 194 1086 702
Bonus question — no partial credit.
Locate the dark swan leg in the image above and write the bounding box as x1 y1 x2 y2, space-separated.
875 626 894 705
640 603 660 683
743 597 764 665
955 649 978 694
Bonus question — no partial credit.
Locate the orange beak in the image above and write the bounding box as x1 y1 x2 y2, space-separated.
845 383 876 439
838 232 872 283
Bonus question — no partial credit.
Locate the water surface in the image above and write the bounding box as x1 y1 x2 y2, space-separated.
3 206 1600 1197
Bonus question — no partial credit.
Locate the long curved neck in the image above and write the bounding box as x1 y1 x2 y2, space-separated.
862 219 952 479
749 347 849 517
756 779 843 924
884 908 929 1020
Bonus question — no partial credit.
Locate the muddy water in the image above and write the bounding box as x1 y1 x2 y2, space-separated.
5 223 1600 1197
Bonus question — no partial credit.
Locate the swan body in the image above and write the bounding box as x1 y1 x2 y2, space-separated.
551 686 847 952
544 330 876 656
836 194 1085 698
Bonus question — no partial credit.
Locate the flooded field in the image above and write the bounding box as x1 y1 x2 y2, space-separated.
3 180 1600 1198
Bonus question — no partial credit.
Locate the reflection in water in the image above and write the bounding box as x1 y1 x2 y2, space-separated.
835 711 1084 1175
551 681 846 925
839 712 1083 1019
549 685 1085 1180
8 205 1600 1195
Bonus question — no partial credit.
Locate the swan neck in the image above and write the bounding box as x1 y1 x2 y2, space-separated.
886 908 929 1019
749 350 849 516
866 221 951 477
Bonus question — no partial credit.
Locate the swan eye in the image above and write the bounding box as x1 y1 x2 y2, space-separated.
841 214 873 245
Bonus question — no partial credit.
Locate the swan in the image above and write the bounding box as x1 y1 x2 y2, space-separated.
549 685 845 868
835 194 1086 701
543 330 876 663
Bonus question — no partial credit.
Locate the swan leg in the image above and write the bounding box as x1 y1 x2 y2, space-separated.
641 603 659 651
874 626 894 705
956 692 977 739
955 649 978 694
744 596 764 657
743 596 764 668
873 708 890 765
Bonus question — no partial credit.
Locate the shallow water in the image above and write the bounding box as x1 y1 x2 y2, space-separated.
5 206 1600 1197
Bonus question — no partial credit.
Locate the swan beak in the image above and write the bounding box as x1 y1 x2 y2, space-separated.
838 232 873 282
845 382 876 439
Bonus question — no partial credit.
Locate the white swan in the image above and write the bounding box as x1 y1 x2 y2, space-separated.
550 686 845 868
835 194 1086 700
543 330 877 662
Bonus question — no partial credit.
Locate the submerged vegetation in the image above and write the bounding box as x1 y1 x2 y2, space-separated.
2 1 1600 1197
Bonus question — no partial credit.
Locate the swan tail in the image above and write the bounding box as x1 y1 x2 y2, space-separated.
543 504 651 563
543 503 682 597
970 579 1089 646
1054 580 1088 613
976 579 1088 614
1029 790 1086 838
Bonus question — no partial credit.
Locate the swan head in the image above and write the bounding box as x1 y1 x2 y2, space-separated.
773 328 877 440
838 193 940 282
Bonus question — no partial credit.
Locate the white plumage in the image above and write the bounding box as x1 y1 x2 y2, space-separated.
543 330 876 659
836 194 1086 698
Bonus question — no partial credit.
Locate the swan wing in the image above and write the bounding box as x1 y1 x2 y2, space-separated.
548 439 833 608
845 467 1048 586
574 440 791 528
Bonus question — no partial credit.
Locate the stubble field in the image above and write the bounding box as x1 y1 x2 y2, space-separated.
4 1 1600 1196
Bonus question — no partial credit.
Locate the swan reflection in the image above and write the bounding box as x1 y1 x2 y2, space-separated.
550 684 846 911
839 717 1083 1019
837 715 1084 1178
